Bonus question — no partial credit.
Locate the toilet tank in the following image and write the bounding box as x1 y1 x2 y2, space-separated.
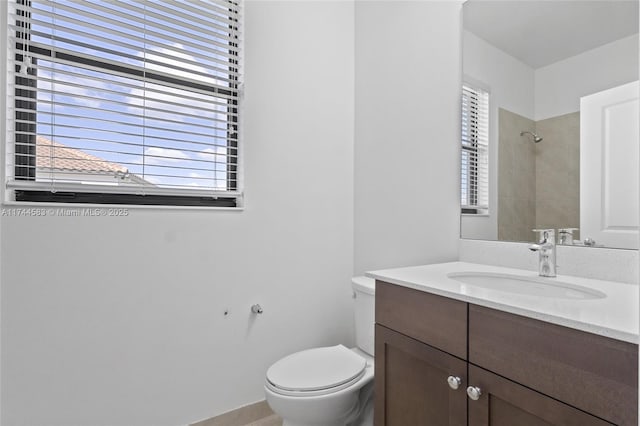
352 276 376 356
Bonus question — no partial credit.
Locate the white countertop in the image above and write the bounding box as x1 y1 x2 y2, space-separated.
366 261 639 344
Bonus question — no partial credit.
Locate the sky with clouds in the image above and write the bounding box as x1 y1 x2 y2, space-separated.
27 0 237 190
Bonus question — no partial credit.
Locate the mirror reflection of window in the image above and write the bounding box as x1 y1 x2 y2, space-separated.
461 84 489 215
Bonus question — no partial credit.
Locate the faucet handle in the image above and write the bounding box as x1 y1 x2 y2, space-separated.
558 228 578 245
532 229 555 243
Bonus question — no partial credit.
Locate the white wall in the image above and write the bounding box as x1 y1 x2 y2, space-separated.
463 31 535 120
1 2 355 425
535 34 639 121
354 1 462 275
0 2 5 424
460 31 535 241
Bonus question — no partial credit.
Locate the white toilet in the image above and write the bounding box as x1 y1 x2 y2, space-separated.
264 276 376 426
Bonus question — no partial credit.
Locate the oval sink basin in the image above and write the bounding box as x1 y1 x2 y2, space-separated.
447 272 607 300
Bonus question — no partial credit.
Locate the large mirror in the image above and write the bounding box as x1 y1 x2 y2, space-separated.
461 0 639 249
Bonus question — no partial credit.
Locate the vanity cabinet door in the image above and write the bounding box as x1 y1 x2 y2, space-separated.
374 325 467 426
467 365 613 426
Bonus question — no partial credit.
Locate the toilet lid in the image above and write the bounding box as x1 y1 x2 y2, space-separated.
266 345 367 392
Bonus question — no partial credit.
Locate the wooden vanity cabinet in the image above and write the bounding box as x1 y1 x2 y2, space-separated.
374 281 638 426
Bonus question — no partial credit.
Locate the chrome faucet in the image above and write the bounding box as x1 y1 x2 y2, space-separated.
529 229 556 277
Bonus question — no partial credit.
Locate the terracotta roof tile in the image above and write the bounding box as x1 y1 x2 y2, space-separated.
36 136 128 174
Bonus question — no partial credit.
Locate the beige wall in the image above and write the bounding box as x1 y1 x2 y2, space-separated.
498 109 580 242
498 108 536 242
535 112 580 238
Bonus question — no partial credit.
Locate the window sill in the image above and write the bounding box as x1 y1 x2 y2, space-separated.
2 200 244 213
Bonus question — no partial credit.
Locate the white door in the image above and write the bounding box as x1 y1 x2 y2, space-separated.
580 81 639 249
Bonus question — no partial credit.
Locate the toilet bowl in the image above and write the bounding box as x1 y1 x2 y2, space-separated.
265 346 374 426
264 276 376 426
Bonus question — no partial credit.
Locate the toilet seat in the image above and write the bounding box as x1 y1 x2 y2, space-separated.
266 345 367 397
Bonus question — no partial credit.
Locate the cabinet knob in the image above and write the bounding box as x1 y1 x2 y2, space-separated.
466 385 482 401
447 376 462 390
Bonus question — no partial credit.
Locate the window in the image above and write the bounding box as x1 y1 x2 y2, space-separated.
7 0 242 207
460 84 489 214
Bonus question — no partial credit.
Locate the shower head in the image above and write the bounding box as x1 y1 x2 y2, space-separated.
520 131 543 143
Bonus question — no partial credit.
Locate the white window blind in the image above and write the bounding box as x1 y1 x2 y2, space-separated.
461 84 489 212
7 0 242 206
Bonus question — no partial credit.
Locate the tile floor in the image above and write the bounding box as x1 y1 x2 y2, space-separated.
245 414 282 426
191 401 281 426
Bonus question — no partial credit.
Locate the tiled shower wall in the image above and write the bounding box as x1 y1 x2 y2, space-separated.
535 112 580 239
498 108 536 242
498 108 580 241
